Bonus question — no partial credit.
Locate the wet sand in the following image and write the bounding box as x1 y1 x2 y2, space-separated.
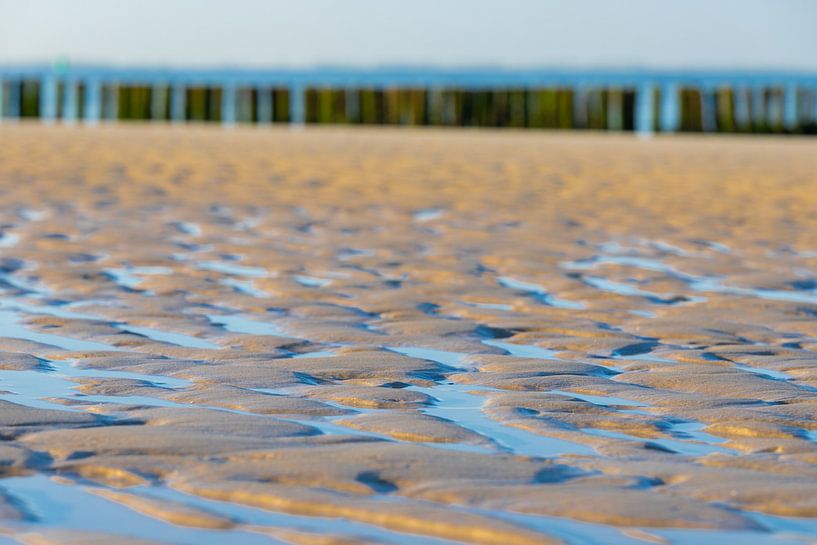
0 124 816 544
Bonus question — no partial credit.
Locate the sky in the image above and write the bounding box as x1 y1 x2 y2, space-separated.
1 0 815 71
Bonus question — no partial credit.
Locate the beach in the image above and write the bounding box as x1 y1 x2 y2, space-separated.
0 124 816 544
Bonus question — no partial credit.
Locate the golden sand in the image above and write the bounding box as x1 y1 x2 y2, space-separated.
0 124 815 543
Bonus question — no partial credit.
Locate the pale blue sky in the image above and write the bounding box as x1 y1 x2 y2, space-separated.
1 0 815 70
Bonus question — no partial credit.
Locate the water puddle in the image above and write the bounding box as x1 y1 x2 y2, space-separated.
462 301 514 311
482 339 561 359
172 221 202 236
104 266 172 292
199 261 270 278
121 325 220 350
549 388 733 456
700 240 731 254
550 390 650 409
0 299 96 321
221 278 269 297
387 347 468 369
413 208 445 222
611 344 674 363
207 314 290 337
583 277 705 305
0 475 281 545
0 232 20 248
498 277 585 309
582 426 732 456
732 363 793 381
107 482 782 545
252 387 495 455
0 358 190 412
565 250 817 305
690 276 817 305
1 474 468 545
666 421 732 448
293 275 332 288
289 350 336 359
497 509 802 545
564 255 683 276
337 248 376 260
0 299 218 351
0 309 122 352
410 383 595 457
17 208 49 222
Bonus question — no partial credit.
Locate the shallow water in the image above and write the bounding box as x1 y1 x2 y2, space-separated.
0 309 121 352
482 339 562 359
581 427 732 456
463 301 514 311
387 346 469 369
498 276 586 309
0 358 190 412
121 324 220 349
0 232 20 248
221 277 270 297
0 297 219 350
413 208 445 222
566 250 817 305
412 383 596 457
207 313 290 337
549 390 650 408
105 266 173 291
199 261 270 278
293 274 332 288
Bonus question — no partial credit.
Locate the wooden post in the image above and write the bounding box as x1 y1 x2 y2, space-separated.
359 88 375 124
509 89 525 128
587 89 603 130
767 88 783 131
572 86 589 129
545 89 557 128
221 83 237 125
40 75 58 123
783 84 798 130
426 88 442 126
811 87 817 124
257 86 273 124
344 88 359 124
171 83 186 123
103 84 118 122
751 87 765 131
659 82 679 133
606 87 624 131
289 83 305 125
318 88 333 123
83 78 101 124
6 80 20 119
62 79 78 124
716 87 735 132
635 83 655 135
151 84 167 121
733 87 750 131
442 90 456 126
700 88 717 132
557 89 573 129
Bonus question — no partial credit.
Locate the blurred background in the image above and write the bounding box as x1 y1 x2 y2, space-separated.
1 0 815 134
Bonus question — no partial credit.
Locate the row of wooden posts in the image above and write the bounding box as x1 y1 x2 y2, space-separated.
1 79 816 133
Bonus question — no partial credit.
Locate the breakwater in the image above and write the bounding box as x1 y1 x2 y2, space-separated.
1 65 816 134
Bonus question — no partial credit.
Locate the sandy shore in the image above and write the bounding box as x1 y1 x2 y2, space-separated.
0 124 816 544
